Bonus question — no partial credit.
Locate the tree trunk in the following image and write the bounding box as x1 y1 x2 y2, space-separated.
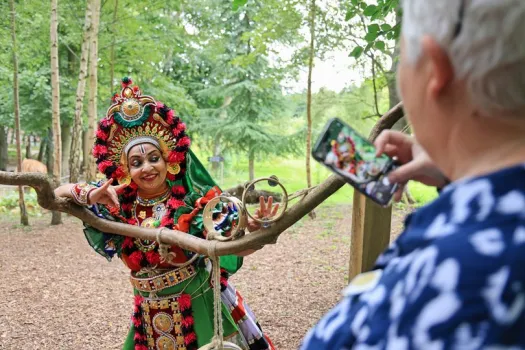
305 0 316 219
37 136 46 162
86 0 100 182
0 127 8 171
248 150 255 181
109 0 118 93
61 121 72 177
70 0 92 184
45 129 53 171
25 134 31 159
50 0 62 225
10 0 29 225
82 129 89 175
211 135 221 172
10 128 15 145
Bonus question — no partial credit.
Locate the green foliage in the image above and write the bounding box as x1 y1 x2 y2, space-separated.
345 0 401 59
0 190 43 216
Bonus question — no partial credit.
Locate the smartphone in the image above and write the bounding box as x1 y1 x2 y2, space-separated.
312 117 399 207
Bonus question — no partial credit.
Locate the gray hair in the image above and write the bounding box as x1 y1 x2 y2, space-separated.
401 0 525 115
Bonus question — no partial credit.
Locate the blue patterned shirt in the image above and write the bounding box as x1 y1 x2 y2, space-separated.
301 164 525 350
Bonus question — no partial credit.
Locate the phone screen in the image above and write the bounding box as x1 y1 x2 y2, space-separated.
312 118 399 206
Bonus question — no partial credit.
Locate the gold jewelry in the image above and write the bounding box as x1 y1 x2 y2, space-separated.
136 189 171 206
118 172 131 186
167 162 181 175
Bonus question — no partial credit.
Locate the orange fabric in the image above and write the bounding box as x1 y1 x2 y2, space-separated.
175 186 221 233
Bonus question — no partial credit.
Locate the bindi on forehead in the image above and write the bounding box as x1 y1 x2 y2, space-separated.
139 144 146 154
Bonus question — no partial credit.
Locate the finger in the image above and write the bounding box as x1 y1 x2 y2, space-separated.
393 183 406 202
114 183 128 194
266 196 273 214
271 203 280 217
374 130 413 156
108 188 119 207
254 209 260 218
382 144 399 158
259 196 265 212
100 179 113 190
388 159 425 184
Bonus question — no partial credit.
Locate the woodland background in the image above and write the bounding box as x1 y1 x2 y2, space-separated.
0 0 436 220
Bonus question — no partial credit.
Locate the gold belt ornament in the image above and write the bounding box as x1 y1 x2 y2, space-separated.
141 293 187 350
130 265 197 293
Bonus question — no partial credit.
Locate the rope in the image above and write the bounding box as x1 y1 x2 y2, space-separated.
206 233 224 349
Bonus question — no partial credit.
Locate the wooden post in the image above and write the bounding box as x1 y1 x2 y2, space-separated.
348 102 404 281
349 194 392 280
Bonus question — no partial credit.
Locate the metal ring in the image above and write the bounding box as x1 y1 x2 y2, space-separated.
241 176 288 225
202 195 247 241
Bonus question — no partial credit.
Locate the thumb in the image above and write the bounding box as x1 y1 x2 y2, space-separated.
388 159 425 184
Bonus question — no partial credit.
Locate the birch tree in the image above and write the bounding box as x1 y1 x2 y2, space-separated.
10 0 29 226
50 0 62 225
69 0 93 183
86 0 100 182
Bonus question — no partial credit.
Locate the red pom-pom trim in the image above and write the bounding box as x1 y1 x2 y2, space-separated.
121 202 133 212
96 128 109 141
166 172 176 181
101 117 114 128
93 144 108 157
156 102 165 110
177 136 191 148
168 151 185 164
182 315 194 328
160 216 174 227
127 217 138 226
166 109 175 125
134 344 148 350
114 166 126 179
184 332 197 345
167 197 185 209
123 237 134 249
98 160 114 173
121 78 133 88
145 251 160 265
134 333 146 342
171 185 186 196
179 294 191 311
129 251 143 267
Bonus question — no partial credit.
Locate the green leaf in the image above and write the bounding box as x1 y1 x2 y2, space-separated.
364 31 378 43
232 0 248 11
351 0 359 5
381 23 392 31
367 24 380 33
349 46 364 59
345 9 356 21
363 5 378 16
374 41 386 51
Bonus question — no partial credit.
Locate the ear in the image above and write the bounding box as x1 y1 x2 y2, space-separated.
421 35 454 98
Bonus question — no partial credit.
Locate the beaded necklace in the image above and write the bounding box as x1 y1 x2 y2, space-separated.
132 189 170 252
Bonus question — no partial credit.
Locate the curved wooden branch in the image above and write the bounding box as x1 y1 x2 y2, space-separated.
0 103 404 256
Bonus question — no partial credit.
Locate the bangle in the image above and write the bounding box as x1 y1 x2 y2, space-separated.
70 183 97 206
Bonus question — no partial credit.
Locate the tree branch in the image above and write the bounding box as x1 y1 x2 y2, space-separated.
0 104 404 256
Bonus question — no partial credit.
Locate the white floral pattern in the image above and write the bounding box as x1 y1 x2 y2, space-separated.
301 164 525 350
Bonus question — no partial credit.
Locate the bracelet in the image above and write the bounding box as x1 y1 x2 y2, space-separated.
70 183 98 206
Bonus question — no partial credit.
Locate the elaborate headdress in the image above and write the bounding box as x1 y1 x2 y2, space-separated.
93 77 189 186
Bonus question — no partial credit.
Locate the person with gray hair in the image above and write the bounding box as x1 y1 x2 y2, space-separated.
300 0 525 348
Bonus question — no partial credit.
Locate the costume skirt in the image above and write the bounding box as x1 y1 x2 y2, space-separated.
122 267 274 350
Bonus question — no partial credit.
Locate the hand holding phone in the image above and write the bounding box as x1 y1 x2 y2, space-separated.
312 118 400 207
